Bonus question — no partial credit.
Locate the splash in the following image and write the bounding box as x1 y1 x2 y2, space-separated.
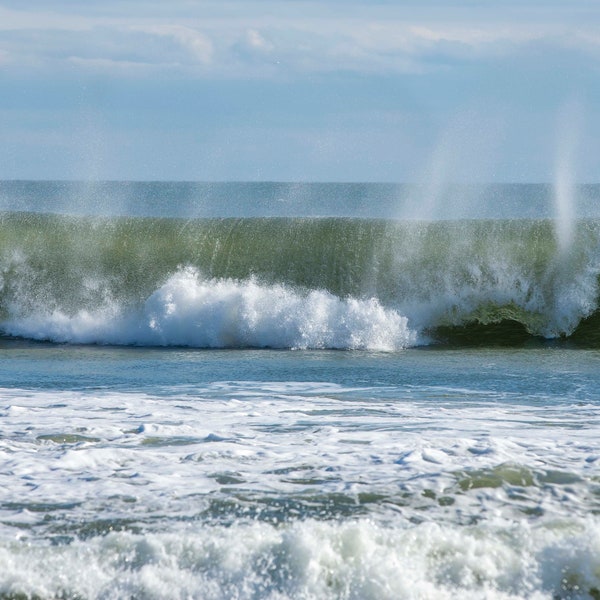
1 268 416 350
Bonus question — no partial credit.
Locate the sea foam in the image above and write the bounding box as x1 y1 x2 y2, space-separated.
1 519 599 599
1 268 417 350
0 379 598 598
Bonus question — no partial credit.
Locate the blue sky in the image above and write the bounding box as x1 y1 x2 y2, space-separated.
0 1 599 182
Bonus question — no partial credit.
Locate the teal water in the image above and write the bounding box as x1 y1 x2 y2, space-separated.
0 182 599 599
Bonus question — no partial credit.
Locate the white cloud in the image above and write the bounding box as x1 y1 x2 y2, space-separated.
244 28 274 54
0 1 598 182
65 56 159 72
133 25 214 65
0 2 598 78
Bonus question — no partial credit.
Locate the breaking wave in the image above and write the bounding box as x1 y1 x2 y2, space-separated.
2 268 414 350
2 518 600 599
1 213 599 348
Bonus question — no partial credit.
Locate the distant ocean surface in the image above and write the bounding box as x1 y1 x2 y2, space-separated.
0 181 599 599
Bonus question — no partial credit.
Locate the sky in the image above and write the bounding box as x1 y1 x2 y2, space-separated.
0 1 599 182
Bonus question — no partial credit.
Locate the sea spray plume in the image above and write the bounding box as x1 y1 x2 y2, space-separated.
401 112 500 221
388 98 598 339
404 130 453 221
553 97 583 257
392 115 505 338
542 97 597 336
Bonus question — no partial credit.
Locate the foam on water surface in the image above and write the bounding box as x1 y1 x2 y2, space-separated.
0 379 599 598
0 383 598 528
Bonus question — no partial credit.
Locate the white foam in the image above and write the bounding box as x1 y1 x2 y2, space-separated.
0 384 598 526
1 267 417 350
0 383 598 597
1 518 599 599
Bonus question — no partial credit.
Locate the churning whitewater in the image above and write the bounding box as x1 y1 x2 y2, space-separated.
1 213 600 347
3 267 415 350
0 375 599 599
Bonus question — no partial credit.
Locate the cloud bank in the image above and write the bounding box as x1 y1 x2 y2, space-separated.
0 1 598 182
1 2 599 78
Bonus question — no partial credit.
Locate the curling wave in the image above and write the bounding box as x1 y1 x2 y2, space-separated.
0 213 600 348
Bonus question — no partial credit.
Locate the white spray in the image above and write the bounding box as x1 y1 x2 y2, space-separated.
553 97 583 256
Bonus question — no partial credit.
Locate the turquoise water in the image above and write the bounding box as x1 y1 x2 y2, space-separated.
0 182 599 599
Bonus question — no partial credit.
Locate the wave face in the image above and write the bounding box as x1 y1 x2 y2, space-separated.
1 213 599 348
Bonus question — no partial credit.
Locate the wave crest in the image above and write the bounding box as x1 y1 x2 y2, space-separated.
2 268 416 351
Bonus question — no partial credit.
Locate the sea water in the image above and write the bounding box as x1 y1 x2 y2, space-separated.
0 181 599 599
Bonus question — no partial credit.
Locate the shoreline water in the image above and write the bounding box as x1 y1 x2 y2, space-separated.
0 345 598 598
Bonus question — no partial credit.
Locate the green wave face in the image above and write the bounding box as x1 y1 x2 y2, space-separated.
0 213 599 345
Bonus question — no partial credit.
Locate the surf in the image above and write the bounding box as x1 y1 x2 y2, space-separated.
0 212 599 348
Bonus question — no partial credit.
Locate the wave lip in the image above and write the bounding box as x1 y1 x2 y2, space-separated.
1 268 417 351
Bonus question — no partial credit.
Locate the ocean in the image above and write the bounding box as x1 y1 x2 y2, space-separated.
0 181 599 599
